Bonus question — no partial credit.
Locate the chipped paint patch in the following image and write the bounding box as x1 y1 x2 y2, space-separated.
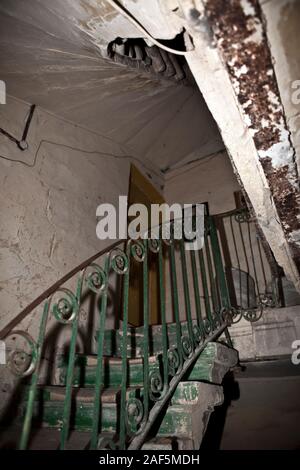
204 0 300 266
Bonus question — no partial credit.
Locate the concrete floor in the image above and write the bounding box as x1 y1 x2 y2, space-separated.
202 358 300 450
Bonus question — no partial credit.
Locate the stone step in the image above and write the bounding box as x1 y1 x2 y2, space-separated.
0 425 193 450
54 342 238 388
102 321 194 357
19 381 224 445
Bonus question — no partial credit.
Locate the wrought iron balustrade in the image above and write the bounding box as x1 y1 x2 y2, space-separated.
214 208 282 323
1 215 234 450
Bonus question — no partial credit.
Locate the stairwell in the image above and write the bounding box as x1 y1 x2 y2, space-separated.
0 215 239 450
2 338 237 450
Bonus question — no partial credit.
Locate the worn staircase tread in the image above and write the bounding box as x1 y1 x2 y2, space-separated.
53 354 158 387
19 381 225 442
15 341 238 448
54 342 238 387
0 425 193 450
102 320 204 357
22 385 140 403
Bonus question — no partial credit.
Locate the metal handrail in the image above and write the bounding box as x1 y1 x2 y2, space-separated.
0 240 124 340
3 215 233 450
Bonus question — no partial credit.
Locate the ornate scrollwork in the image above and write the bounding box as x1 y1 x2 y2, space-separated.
51 288 78 324
181 335 193 359
131 241 145 263
149 369 163 401
203 318 212 335
234 210 250 224
259 293 275 308
84 263 107 294
110 249 128 275
242 306 263 322
149 238 159 254
231 308 243 324
167 348 180 376
6 331 37 377
193 324 204 345
126 398 144 434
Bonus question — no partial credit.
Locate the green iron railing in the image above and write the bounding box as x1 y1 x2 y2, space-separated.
1 215 234 450
215 208 282 322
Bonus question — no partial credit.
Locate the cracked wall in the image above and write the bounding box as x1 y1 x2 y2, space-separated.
0 96 163 336
0 95 163 415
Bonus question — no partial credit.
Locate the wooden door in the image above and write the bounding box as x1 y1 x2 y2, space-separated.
127 164 165 326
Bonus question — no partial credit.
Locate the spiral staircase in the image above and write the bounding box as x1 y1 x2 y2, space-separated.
0 209 279 450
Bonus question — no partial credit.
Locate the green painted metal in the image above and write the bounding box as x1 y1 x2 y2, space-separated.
169 242 183 373
204 228 219 313
157 239 169 397
90 255 110 449
216 208 280 321
190 250 204 333
198 248 213 325
60 276 83 450
209 217 230 310
19 301 50 450
208 217 233 346
179 240 195 352
118 243 131 450
142 240 149 414
20 342 237 435
19 394 191 436
10 212 239 450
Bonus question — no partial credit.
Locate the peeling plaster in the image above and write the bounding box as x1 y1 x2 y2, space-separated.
0 96 163 338
203 0 300 269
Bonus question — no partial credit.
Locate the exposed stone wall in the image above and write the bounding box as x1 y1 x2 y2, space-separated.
229 305 300 360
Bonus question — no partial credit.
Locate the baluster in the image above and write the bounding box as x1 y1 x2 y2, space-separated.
60 275 83 450
237 214 250 308
90 257 110 449
209 217 233 345
230 214 242 309
247 221 260 302
141 240 149 416
169 241 183 372
190 249 205 341
198 246 213 330
157 239 168 394
117 245 131 450
179 240 195 355
204 233 218 313
19 302 50 450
